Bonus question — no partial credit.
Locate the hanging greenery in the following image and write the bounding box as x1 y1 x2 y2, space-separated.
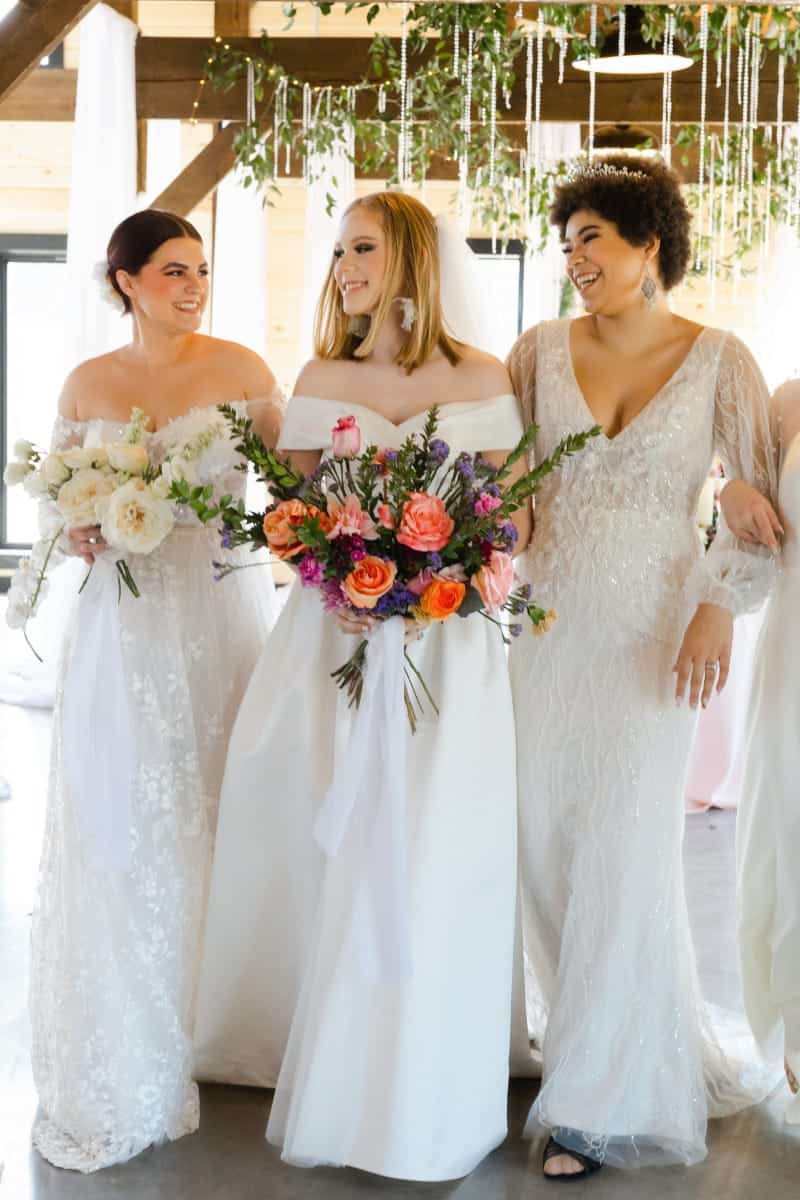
202 3 800 270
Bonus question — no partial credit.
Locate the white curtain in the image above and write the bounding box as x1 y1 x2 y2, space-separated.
210 160 268 356
139 120 182 209
65 3 138 368
301 146 355 360
0 4 138 713
522 124 582 330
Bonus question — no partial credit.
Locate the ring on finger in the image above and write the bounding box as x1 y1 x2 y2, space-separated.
704 661 719 674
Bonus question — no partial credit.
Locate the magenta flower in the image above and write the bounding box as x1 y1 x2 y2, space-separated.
474 491 503 516
298 554 324 587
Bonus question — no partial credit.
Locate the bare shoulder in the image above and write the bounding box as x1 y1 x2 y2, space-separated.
452 344 512 397
772 378 800 417
292 356 349 400
201 336 278 398
57 351 123 418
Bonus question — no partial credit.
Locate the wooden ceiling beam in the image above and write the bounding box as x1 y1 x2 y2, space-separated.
215 1 252 38
0 0 100 105
149 121 242 215
1 35 798 125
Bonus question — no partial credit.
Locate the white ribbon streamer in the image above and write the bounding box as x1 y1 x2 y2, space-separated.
313 617 411 980
61 558 135 873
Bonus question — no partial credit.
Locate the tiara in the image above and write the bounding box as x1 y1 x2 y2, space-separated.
566 161 650 184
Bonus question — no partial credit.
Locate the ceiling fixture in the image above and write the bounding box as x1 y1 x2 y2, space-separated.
574 6 693 76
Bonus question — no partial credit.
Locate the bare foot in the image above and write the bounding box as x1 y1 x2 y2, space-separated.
543 1151 587 1178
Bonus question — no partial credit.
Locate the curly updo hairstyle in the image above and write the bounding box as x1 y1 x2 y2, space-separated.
550 154 692 291
105 209 202 314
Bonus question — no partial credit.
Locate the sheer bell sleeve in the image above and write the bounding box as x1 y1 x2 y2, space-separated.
505 326 538 430
689 334 780 615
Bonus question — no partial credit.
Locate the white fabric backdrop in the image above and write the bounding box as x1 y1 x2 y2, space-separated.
301 146 355 361
210 159 269 356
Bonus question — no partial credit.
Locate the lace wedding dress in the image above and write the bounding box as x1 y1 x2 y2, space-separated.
29 403 276 1172
507 319 779 1169
737 380 800 1122
196 393 523 1180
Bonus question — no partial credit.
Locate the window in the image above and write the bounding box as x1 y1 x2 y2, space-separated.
0 236 68 563
467 238 525 360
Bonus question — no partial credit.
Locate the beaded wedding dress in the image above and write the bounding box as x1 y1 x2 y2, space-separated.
507 319 779 1169
737 381 800 1123
196 393 523 1180
29 403 276 1172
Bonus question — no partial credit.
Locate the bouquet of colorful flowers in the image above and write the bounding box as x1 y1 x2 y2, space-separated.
172 402 599 728
4 408 228 657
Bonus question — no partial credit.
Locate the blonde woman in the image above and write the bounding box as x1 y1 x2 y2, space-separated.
195 192 530 1180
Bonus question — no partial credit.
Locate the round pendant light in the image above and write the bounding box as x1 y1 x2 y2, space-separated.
574 6 693 76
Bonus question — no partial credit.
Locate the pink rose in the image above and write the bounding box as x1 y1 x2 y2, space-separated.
376 502 395 530
396 492 454 553
472 550 514 612
326 494 378 541
331 415 361 458
474 491 503 516
407 563 466 596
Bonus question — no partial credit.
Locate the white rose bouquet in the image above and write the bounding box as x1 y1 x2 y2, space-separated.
4 408 227 657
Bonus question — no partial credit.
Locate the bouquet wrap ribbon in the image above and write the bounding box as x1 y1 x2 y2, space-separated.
62 557 135 873
313 617 412 981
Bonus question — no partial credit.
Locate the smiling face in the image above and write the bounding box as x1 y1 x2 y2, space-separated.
562 209 659 316
332 208 388 318
116 237 209 331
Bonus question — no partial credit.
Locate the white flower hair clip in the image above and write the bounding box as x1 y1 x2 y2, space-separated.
397 297 417 331
92 261 126 314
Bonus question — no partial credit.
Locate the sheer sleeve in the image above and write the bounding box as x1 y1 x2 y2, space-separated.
505 326 538 428
50 415 88 452
244 388 287 450
689 333 780 615
771 378 800 476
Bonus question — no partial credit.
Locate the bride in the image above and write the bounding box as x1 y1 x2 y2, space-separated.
507 155 779 1179
195 191 530 1180
29 208 283 1172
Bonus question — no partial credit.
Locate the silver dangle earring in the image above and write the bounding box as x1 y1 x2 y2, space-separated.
641 269 657 308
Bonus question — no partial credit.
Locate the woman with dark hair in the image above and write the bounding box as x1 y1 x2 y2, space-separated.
29 209 284 1172
507 155 779 1178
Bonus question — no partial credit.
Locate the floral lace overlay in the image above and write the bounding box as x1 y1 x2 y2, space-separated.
30 403 272 1172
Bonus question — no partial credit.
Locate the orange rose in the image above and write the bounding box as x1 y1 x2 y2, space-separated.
396 492 455 552
342 556 398 609
263 500 331 559
418 577 466 621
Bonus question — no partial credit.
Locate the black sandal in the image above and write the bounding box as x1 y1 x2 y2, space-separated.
543 1136 604 1182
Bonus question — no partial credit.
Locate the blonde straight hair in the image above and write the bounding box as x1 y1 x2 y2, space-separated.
313 192 462 373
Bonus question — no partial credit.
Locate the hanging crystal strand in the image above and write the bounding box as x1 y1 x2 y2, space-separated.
457 28 474 231
719 7 733 270
246 59 256 126
378 84 386 115
618 5 626 57
709 133 718 311
777 29 786 171
695 5 709 271
557 28 567 85
453 4 461 78
736 17 751 236
398 1 408 184
747 13 760 247
489 30 499 187
310 0 319 37
347 85 356 167
737 33 744 110
405 77 414 186
763 156 772 269
273 76 286 181
524 27 533 227
301 81 311 183
716 29 723 89
533 11 544 184
588 5 598 159
661 13 675 165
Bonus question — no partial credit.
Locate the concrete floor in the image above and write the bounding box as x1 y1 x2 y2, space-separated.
1 698 798 1199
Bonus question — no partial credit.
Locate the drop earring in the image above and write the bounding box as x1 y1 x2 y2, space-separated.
641 269 657 308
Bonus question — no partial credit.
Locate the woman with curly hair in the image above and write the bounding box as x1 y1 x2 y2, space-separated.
507 155 779 1179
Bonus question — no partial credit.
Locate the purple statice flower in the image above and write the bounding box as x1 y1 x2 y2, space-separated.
509 623 523 639
429 438 449 463
374 583 419 617
497 519 518 547
483 483 501 498
518 582 532 601
298 554 324 588
221 525 234 550
427 552 443 571
321 578 348 610
383 450 398 464
454 452 475 481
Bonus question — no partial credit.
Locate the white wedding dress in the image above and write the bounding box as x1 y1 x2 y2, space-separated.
507 319 779 1169
29 404 275 1173
196 393 522 1180
737 381 800 1120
